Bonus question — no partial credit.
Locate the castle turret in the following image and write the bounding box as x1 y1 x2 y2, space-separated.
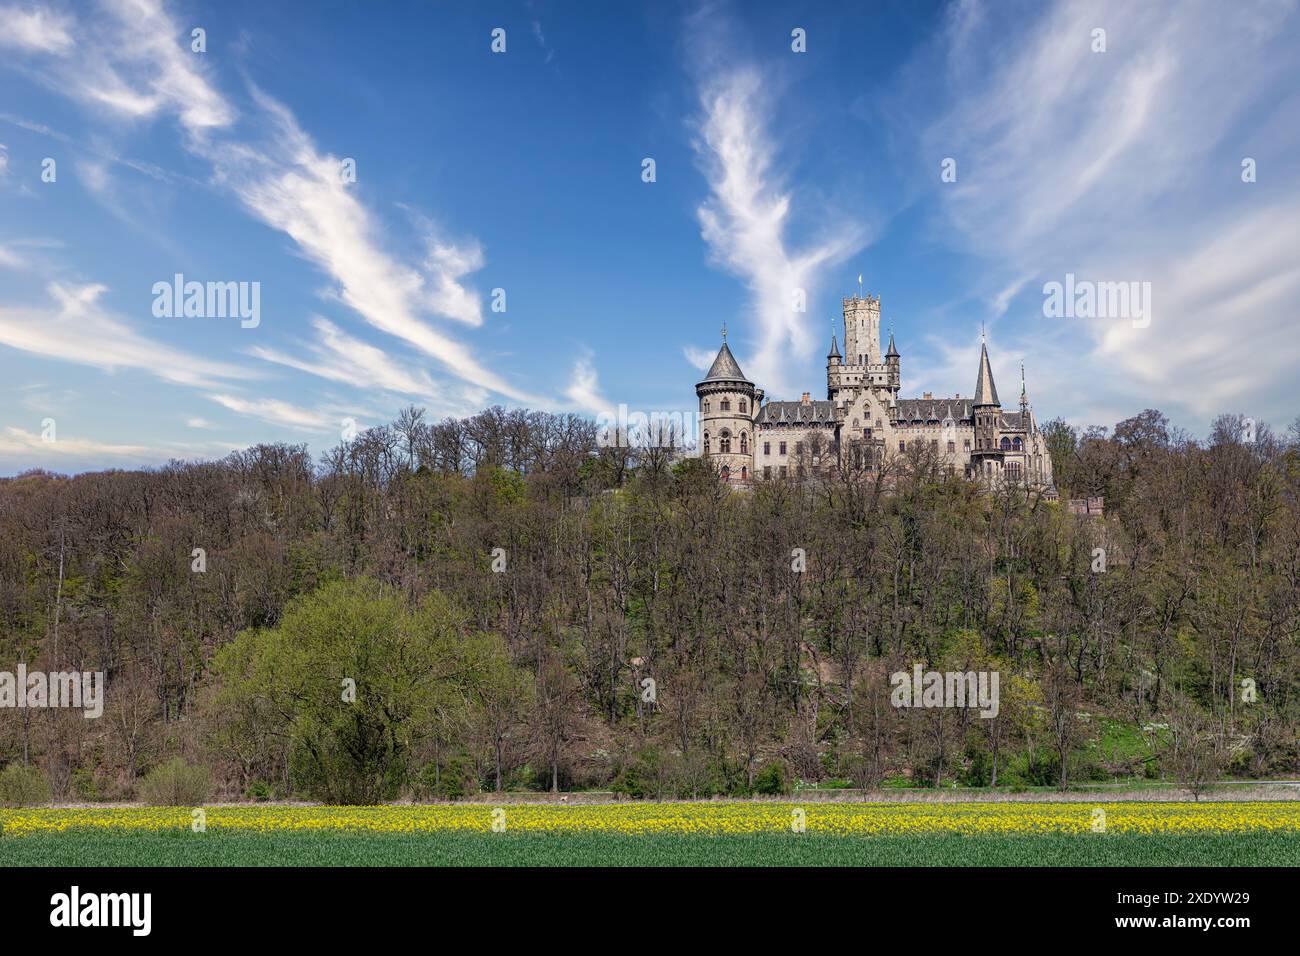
885 330 900 393
826 333 841 399
696 326 756 483
970 338 1004 480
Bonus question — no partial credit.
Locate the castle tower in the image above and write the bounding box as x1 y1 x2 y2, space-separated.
885 330 900 395
842 294 881 367
696 326 756 483
970 338 1004 479
825 332 841 399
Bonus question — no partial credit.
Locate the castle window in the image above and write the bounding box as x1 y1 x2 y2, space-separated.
764 466 772 479
779 442 787 455
703 399 710 412
795 442 803 455
740 400 748 414
721 399 731 412
764 442 770 455
1013 437 1023 451
703 432 710 455
947 441 956 453
964 439 971 451
899 440 906 452
930 439 938 450
720 431 731 453
740 432 748 454
1000 437 1012 451
720 465 730 480
779 466 788 479
741 466 748 481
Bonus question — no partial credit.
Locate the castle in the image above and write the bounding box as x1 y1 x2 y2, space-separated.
695 292 1054 489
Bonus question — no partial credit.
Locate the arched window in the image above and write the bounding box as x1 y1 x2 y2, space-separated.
740 466 748 481
719 430 731 454
721 398 731 412
703 399 710 412
740 432 748 454
740 400 748 414
1013 437 1023 451
720 465 730 481
1000 437 1012 451
703 432 710 455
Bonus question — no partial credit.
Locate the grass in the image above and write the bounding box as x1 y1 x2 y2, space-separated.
4 829 1298 866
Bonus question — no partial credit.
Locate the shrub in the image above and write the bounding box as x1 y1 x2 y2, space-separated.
752 760 789 796
245 780 273 802
0 763 52 807
137 759 211 806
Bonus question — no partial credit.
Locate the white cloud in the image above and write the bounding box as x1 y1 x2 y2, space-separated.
918 0 1300 427
692 67 865 397
250 316 442 400
0 425 232 461
563 351 614 418
0 281 254 388
0 0 535 409
205 393 345 432
0 4 73 53
682 345 715 372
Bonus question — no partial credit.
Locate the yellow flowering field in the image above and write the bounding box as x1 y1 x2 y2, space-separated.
4 801 1300 838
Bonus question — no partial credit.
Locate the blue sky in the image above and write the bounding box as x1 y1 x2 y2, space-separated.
1 0 1298 473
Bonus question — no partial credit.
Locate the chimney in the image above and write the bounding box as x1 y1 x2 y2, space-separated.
801 392 811 404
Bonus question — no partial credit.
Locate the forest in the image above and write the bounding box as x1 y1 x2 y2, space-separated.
1 404 1297 803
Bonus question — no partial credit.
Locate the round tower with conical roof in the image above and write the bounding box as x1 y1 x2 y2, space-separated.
696 326 757 483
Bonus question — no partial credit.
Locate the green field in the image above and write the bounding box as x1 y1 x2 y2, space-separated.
5 830 1298 866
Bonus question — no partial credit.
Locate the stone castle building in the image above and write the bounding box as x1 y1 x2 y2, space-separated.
695 292 1054 488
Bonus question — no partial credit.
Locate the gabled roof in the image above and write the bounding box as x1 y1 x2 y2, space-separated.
756 400 836 425
973 342 1000 407
699 342 751 384
896 398 973 424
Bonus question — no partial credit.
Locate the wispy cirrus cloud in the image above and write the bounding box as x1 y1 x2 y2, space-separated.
0 4 73 54
916 0 1300 424
0 0 537 413
563 351 615 418
0 281 253 388
204 393 344 433
690 66 866 397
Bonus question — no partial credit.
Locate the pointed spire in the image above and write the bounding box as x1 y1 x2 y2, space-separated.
973 341 1000 407
828 333 841 359
698 324 751 385
886 331 899 358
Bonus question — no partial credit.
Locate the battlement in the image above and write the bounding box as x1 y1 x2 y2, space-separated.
843 294 880 310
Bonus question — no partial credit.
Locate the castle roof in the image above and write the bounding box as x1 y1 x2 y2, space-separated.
895 398 973 424
698 341 751 385
828 335 841 359
886 332 899 358
973 342 1000 407
756 400 836 425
